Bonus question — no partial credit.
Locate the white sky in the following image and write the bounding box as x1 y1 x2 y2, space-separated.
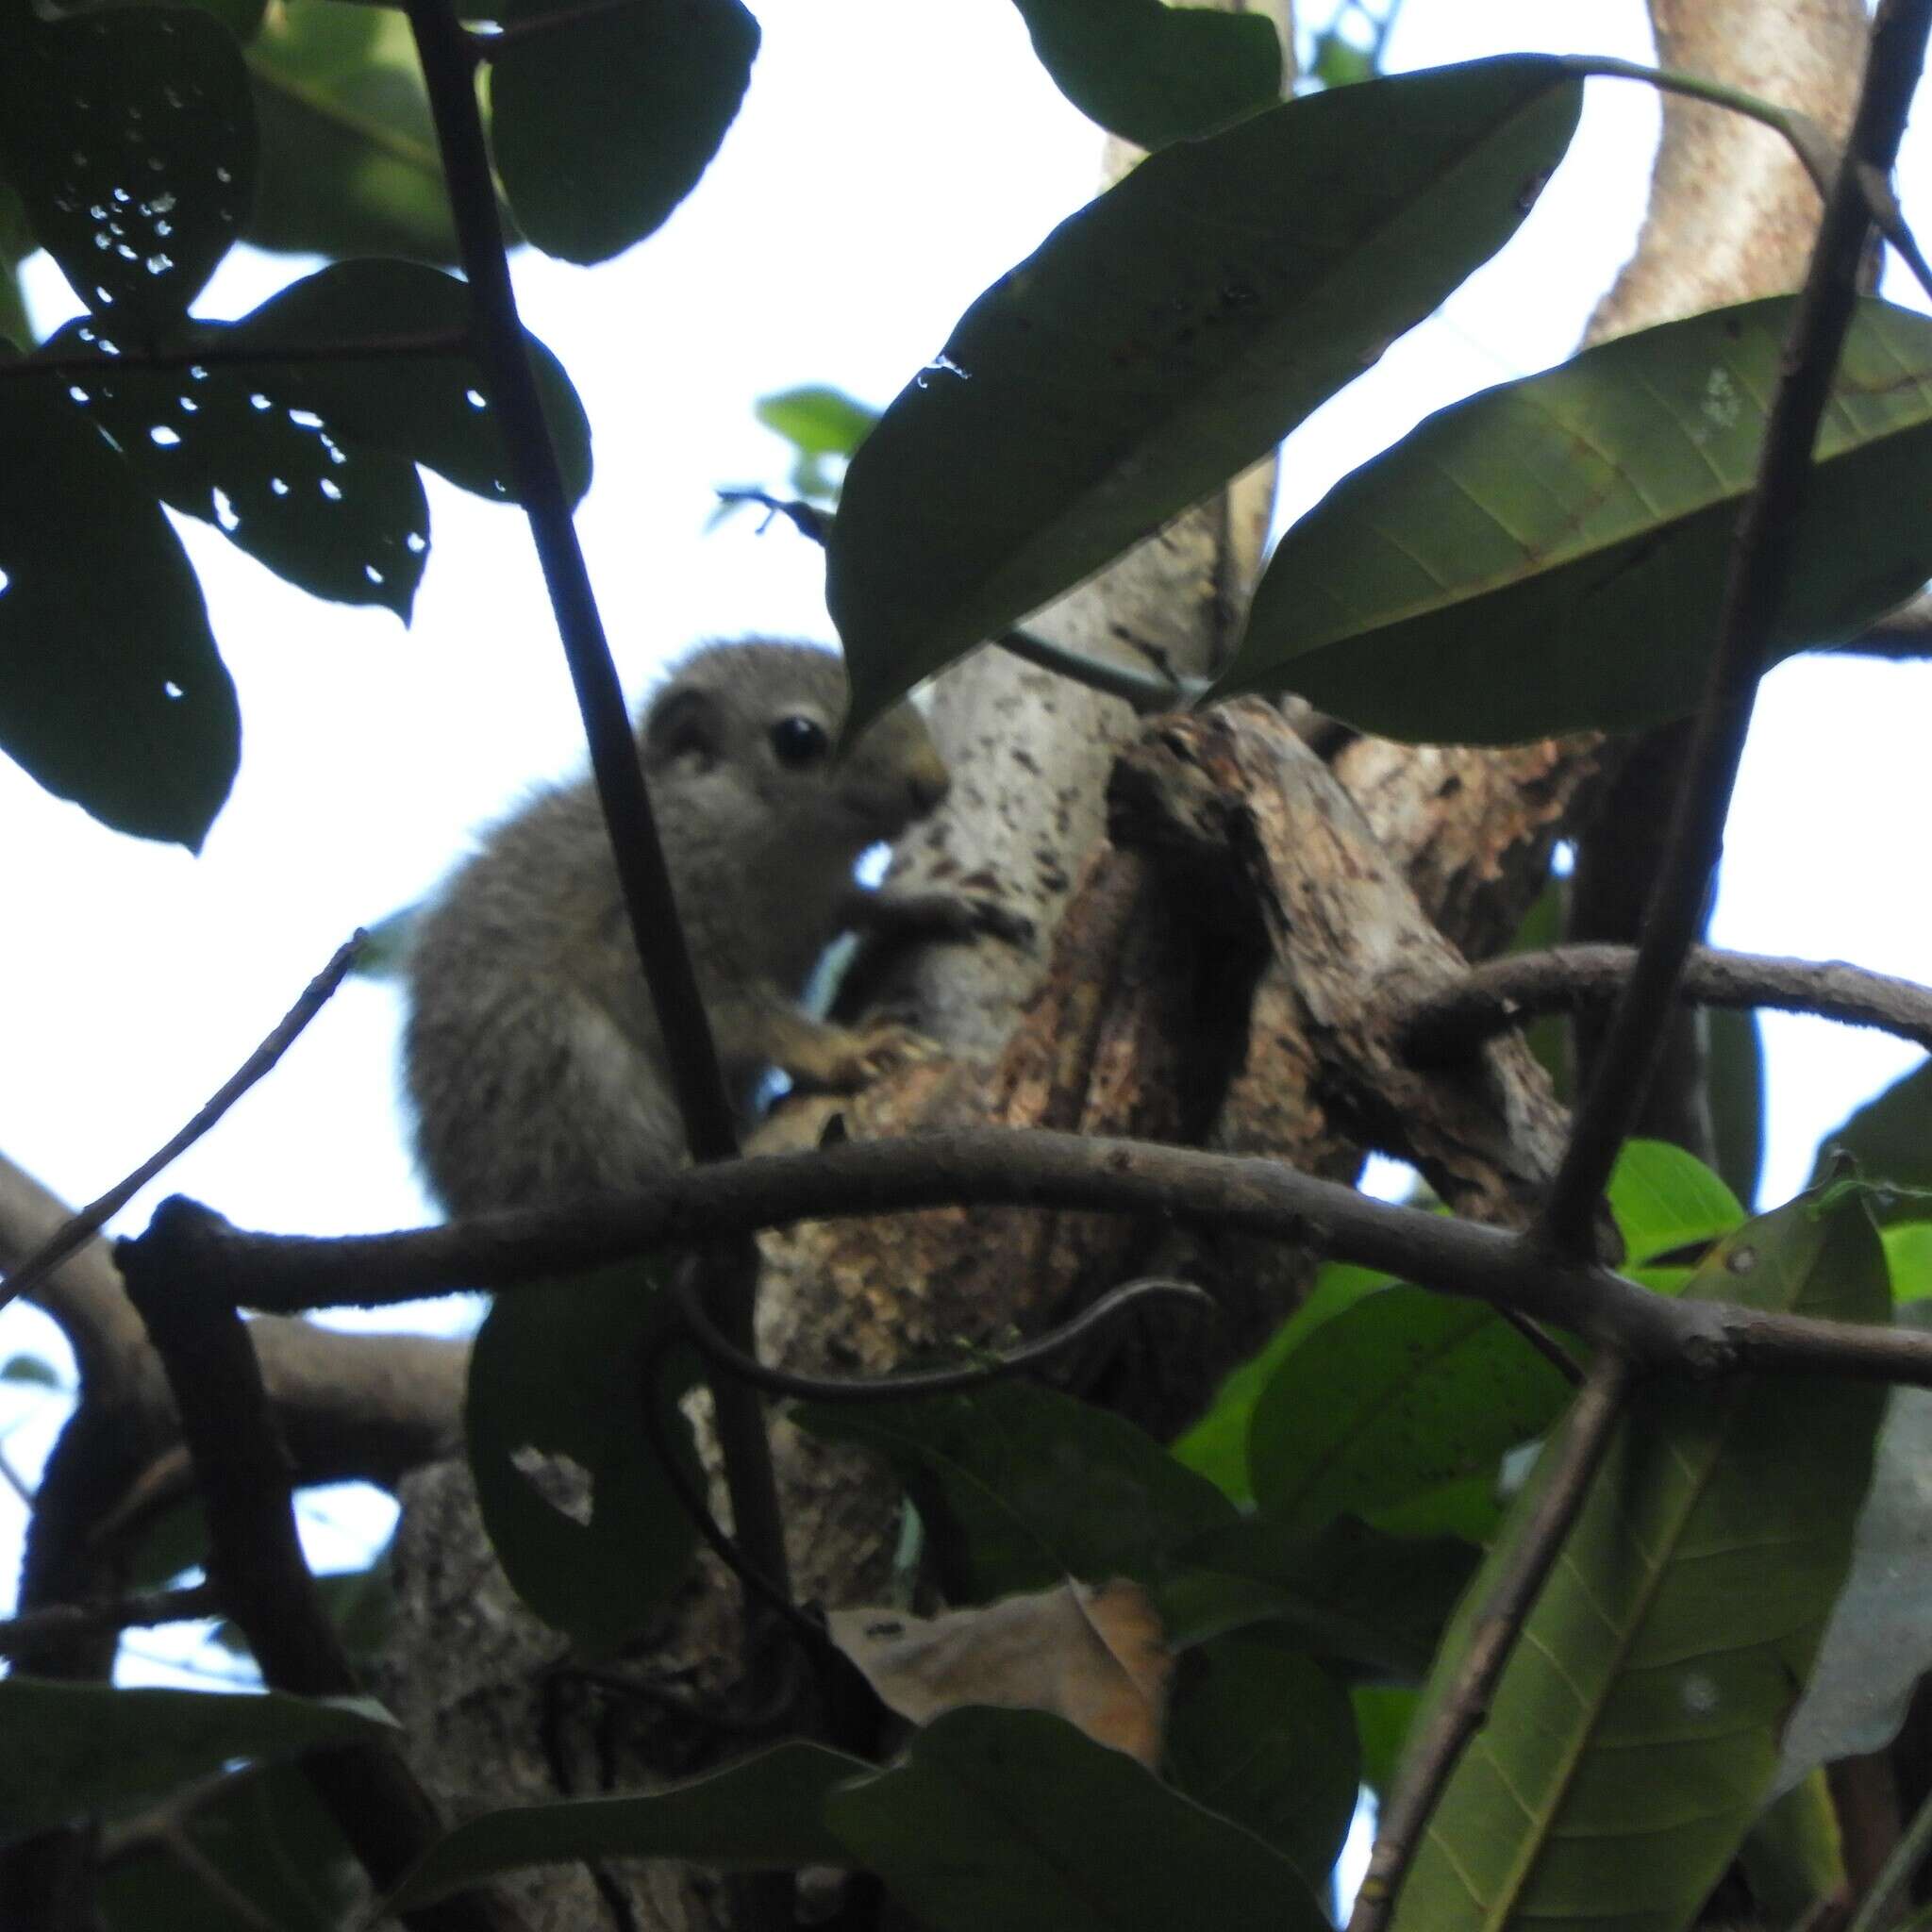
2 0 1927 1653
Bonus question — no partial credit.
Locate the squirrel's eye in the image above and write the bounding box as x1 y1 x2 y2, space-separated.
770 715 830 768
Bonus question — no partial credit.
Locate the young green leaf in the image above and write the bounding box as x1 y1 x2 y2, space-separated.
1218 297 1932 741
1246 1286 1574 1535
1391 1191 1889 1932
829 56 1583 735
1011 0 1282 150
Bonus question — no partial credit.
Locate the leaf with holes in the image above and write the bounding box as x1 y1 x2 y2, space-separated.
490 0 759 266
232 259 592 505
828 56 1581 736
1013 0 1281 148
1390 1191 1888 1932
1217 296 1932 740
44 318 428 620
467 1264 699 1654
0 366 238 847
0 5 256 335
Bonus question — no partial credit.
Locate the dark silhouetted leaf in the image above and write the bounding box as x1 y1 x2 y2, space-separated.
0 5 255 335
387 1740 868 1908
467 1263 698 1654
796 1380 1236 1603
1165 1636 1357 1885
1392 1191 1888 1932
830 56 1581 734
828 1707 1328 1932
1 1352 60 1388
490 0 758 265
1167 1515 1478 1675
0 1678 393 1838
0 370 237 846
1220 298 1932 741
1013 0 1281 149
1708 1005 1766 1210
1811 1056 1932 1221
99 1763 354 1932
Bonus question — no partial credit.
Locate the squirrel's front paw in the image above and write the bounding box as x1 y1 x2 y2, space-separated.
844 1021 943 1083
957 893 1034 947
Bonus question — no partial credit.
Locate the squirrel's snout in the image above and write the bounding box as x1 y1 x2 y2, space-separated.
908 758 951 816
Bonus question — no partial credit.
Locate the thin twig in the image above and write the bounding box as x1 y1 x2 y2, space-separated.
0 1581 219 1659
1 329 472 385
1564 55 1838 197
1858 159 1932 308
1347 1353 1635 1932
119 1201 527 1932
0 932 365 1319
710 488 1200 711
405 0 738 1169
404 0 791 1667
1398 942 1932 1064
993 628 1208 714
670 1271 1214 1403
1536 6 1932 1257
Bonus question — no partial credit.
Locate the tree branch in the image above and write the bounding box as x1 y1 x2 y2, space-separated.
0 1582 219 1659
1398 942 1932 1063
119 1200 528 1932
1537 4 1932 1254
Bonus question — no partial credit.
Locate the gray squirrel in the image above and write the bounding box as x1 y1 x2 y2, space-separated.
403 638 1019 1216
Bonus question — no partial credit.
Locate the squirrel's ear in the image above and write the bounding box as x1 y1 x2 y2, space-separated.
643 686 724 770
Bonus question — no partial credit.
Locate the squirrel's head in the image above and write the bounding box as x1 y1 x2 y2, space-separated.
641 639 950 852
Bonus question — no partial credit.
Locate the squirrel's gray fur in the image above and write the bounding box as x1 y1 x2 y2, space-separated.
403 639 964 1217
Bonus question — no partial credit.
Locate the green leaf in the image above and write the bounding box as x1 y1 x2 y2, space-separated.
755 385 877 461
1884 1223 1932 1301
0 5 257 334
1391 1191 1889 1932
1172 1260 1393 1507
0 369 238 847
242 2 462 264
386 1741 869 1909
1355 1684 1419 1799
99 1762 355 1932
1247 1285 1573 1535
467 1263 699 1654
1777 1313 1932 1788
1812 1057 1932 1222
489 0 758 266
1218 297 1932 741
1707 1006 1766 1211
350 901 421 980
0 1678 394 1838
829 56 1582 734
1166 1515 1479 1675
1310 26 1378 90
1505 871 1570 1103
827 1707 1329 1932
796 1381 1237 1603
1165 1635 1357 1887
1 1352 60 1388
1012 0 1282 149
1740 1770 1844 1927
1606 1139 1744 1267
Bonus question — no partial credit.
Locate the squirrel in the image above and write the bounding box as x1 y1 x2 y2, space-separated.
402 638 1018 1217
